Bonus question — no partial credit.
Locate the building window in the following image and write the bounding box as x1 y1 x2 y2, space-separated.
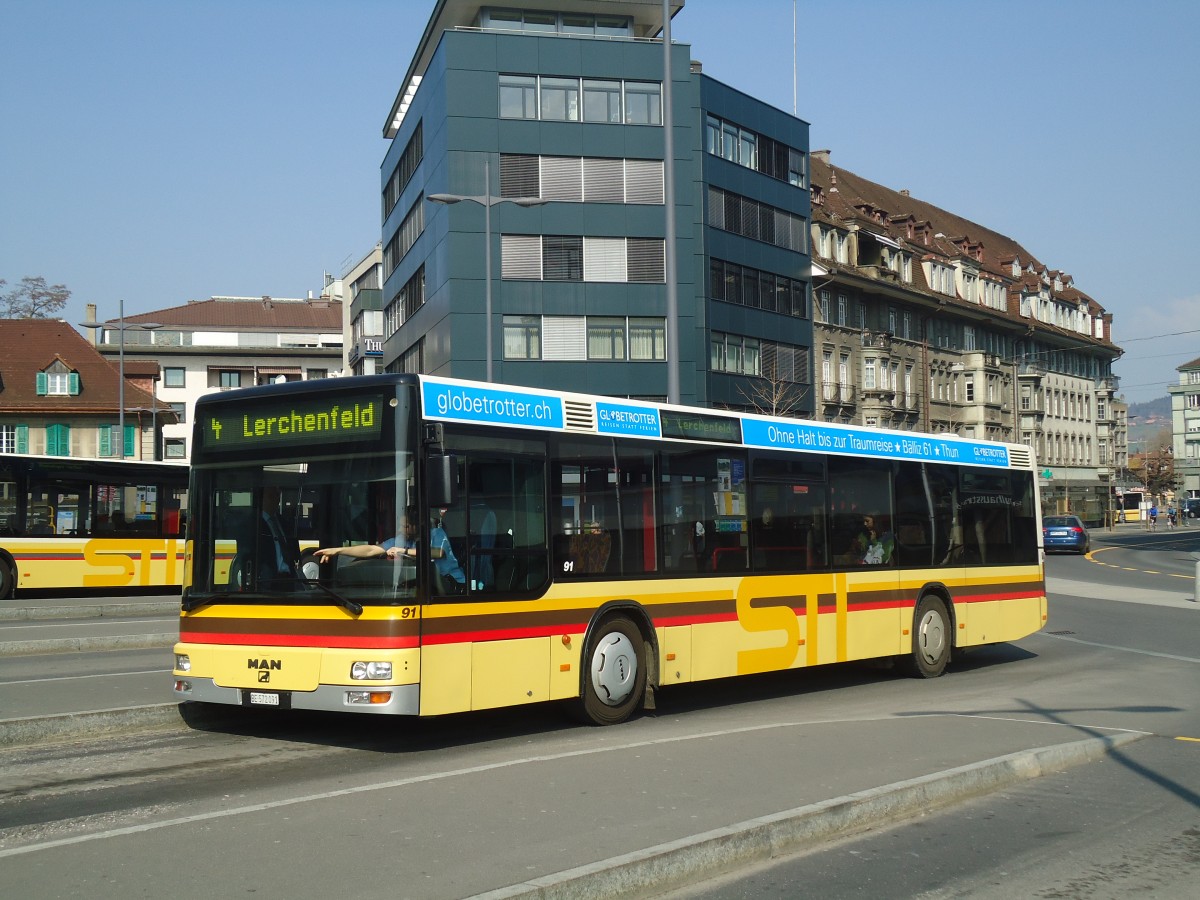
503 235 663 283
164 367 185 388
708 259 806 318
629 318 666 360
506 316 665 361
707 186 807 253
164 438 186 459
383 195 425 280
582 79 622 123
543 236 584 280
863 358 876 390
169 403 186 424
587 318 626 360
623 81 661 124
503 316 541 360
383 121 423 218
501 154 663 204
499 74 537 119
219 371 241 389
0 424 17 454
540 76 580 121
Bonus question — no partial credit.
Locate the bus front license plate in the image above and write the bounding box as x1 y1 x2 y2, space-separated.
244 690 290 708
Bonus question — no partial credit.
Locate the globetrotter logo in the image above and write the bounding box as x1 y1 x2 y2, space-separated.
433 388 554 422
423 381 565 429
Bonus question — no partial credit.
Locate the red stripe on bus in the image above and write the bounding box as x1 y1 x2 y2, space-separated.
179 631 419 649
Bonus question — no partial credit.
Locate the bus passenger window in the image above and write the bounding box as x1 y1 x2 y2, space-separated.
751 483 826 572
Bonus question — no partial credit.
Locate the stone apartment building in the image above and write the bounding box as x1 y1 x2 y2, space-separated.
806 152 1122 521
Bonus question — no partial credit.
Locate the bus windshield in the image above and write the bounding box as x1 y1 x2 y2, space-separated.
186 380 419 605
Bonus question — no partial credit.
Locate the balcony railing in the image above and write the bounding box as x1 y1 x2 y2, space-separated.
821 382 857 404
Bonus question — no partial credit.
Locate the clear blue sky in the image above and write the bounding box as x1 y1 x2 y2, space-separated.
3 0 1197 403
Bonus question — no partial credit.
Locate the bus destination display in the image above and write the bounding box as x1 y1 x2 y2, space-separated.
201 395 384 452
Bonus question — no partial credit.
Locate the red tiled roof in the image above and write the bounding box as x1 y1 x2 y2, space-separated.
809 153 1116 348
0 318 160 414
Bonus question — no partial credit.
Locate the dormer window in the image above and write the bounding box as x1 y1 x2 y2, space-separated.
36 360 80 396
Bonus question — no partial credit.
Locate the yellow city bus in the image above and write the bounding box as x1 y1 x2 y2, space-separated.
0 453 189 599
173 374 1046 725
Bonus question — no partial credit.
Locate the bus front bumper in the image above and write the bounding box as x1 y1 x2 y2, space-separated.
172 678 420 715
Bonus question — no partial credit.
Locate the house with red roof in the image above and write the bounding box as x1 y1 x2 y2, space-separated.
0 318 175 459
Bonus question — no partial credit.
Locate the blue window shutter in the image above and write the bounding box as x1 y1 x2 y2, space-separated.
36 372 48 396
69 372 80 395
124 424 135 458
16 425 29 454
99 426 112 457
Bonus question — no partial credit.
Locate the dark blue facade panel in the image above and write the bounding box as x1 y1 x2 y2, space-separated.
503 361 669 399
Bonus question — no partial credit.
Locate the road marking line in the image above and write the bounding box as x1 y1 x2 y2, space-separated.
1037 631 1200 664
1084 543 1198 578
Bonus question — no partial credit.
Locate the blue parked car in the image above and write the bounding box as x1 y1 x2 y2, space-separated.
1043 515 1090 554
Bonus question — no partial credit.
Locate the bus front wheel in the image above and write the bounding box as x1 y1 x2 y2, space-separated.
903 594 951 678
579 617 645 726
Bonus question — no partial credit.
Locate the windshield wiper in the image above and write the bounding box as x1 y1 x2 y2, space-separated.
299 578 364 616
181 592 211 612
181 579 363 616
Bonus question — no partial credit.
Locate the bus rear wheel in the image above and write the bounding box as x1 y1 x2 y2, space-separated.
902 594 951 678
579 617 645 725
0 555 14 600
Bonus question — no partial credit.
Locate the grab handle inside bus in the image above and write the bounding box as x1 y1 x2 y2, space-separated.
426 455 458 509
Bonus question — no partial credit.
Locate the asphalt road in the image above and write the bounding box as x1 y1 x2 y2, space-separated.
0 529 1197 898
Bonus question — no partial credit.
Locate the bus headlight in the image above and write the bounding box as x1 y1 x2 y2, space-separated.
351 661 392 680
175 653 191 673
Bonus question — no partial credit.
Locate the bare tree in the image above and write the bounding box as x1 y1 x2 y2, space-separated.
736 358 810 419
1 276 71 318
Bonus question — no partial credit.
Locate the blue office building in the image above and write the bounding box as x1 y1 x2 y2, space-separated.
380 0 812 413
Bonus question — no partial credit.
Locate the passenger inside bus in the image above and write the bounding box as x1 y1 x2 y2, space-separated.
851 514 894 565
314 509 466 594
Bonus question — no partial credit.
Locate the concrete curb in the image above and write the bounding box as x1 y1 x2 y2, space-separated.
0 703 183 748
0 601 179 621
472 731 1147 900
0 633 176 656
0 701 250 749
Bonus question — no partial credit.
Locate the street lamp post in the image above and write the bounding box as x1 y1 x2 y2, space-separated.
81 304 162 458
428 157 546 382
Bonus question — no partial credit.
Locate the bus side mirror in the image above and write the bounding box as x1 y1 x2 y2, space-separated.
426 455 458 508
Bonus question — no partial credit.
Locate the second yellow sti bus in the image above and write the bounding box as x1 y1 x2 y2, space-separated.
173 374 1046 725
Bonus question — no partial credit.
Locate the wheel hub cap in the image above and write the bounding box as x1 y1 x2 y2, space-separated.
591 632 637 706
